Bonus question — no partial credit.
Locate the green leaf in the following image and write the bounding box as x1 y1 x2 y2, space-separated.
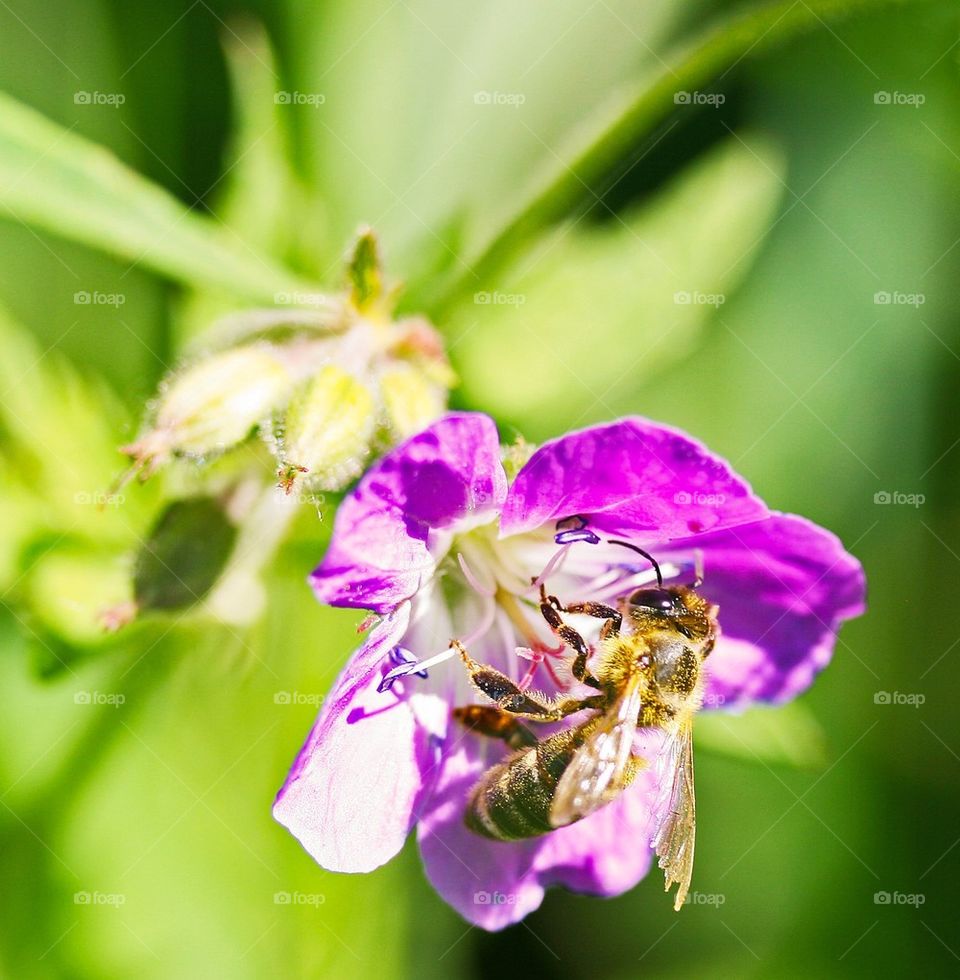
0 91 311 301
0 303 158 544
442 0 919 296
697 701 828 769
173 19 331 342
453 134 784 436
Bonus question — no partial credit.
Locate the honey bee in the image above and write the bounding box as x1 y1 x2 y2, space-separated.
452 546 718 911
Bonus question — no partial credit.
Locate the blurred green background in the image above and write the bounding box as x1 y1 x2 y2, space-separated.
1 0 958 977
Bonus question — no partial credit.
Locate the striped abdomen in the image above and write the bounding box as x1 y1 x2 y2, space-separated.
464 727 584 841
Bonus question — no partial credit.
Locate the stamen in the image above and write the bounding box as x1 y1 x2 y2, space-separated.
532 543 571 589
554 515 600 546
457 551 495 596
531 516 604 591
389 646 429 678
516 655 539 691
378 645 459 693
377 596 497 693
691 548 704 588
589 560 694 604
513 639 568 691
555 527 601 546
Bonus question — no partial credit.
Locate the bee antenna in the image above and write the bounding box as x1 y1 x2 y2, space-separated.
606 540 663 587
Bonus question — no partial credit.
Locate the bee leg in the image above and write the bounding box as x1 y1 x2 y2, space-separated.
558 601 622 639
453 705 538 749
537 590 602 689
453 641 604 721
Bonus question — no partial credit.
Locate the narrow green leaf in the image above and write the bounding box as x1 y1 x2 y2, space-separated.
174 19 331 342
453 134 784 434
445 0 919 297
0 92 311 301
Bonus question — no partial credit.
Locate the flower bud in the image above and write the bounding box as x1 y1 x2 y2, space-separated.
124 345 292 474
274 365 375 494
379 365 447 438
347 227 385 315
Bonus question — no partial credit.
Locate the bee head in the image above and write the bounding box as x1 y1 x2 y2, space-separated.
627 586 716 643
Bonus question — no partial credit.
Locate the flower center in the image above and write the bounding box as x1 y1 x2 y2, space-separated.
377 515 699 695
378 515 699 692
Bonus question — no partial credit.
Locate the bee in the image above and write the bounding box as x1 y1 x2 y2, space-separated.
452 545 718 911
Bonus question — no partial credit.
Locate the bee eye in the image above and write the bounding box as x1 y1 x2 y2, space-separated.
629 588 675 611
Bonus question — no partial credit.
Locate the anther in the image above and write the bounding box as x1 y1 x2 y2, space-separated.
554 515 600 546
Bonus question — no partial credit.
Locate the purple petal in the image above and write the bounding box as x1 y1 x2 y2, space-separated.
673 513 866 706
417 740 660 930
273 606 448 872
500 417 768 541
311 413 507 612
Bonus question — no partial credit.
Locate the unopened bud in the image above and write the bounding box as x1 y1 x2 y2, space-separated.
274 366 375 493
347 228 385 314
123 346 291 475
379 366 447 438
501 436 535 481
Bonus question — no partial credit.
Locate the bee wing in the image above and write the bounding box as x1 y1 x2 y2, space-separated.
652 719 697 911
549 673 644 828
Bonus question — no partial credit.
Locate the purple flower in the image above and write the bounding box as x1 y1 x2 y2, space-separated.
273 413 865 929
